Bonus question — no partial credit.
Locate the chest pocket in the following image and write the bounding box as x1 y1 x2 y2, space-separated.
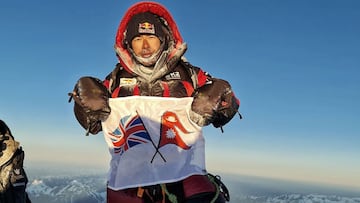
111 78 138 97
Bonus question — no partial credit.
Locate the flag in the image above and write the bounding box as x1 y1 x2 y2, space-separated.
102 96 206 190
159 111 191 150
107 113 152 154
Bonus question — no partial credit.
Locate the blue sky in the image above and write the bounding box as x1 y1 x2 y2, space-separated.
1 0 359 191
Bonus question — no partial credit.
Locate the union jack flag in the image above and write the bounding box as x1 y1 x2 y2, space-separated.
107 113 152 154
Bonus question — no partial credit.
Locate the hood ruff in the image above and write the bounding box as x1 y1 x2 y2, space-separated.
114 2 186 80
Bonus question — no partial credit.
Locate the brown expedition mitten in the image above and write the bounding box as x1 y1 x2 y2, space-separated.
68 76 111 135
190 78 239 128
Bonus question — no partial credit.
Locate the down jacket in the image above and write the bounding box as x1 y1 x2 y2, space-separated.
95 1 239 133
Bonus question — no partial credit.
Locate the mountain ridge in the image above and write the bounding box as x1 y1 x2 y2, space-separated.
25 173 360 203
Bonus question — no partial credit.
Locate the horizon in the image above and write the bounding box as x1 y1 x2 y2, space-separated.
24 165 360 203
25 160 360 195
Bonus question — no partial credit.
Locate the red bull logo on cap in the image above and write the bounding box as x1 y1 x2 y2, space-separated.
138 22 155 34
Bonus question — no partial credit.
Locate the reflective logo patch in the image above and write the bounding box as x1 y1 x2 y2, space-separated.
165 72 181 80
138 22 155 34
120 78 137 86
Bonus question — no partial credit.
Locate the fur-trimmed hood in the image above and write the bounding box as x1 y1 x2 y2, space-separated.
114 1 187 81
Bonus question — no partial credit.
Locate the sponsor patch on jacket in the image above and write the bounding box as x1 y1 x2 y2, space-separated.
120 78 137 86
165 72 181 80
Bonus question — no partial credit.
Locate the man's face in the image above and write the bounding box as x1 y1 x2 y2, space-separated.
131 34 161 59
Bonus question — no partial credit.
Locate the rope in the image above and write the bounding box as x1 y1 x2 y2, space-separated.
161 184 178 203
208 175 220 203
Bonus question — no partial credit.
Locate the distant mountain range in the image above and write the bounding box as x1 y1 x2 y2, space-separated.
234 194 360 203
25 172 360 203
26 174 106 203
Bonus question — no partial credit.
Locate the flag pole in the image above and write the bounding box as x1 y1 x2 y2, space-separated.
136 110 166 163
